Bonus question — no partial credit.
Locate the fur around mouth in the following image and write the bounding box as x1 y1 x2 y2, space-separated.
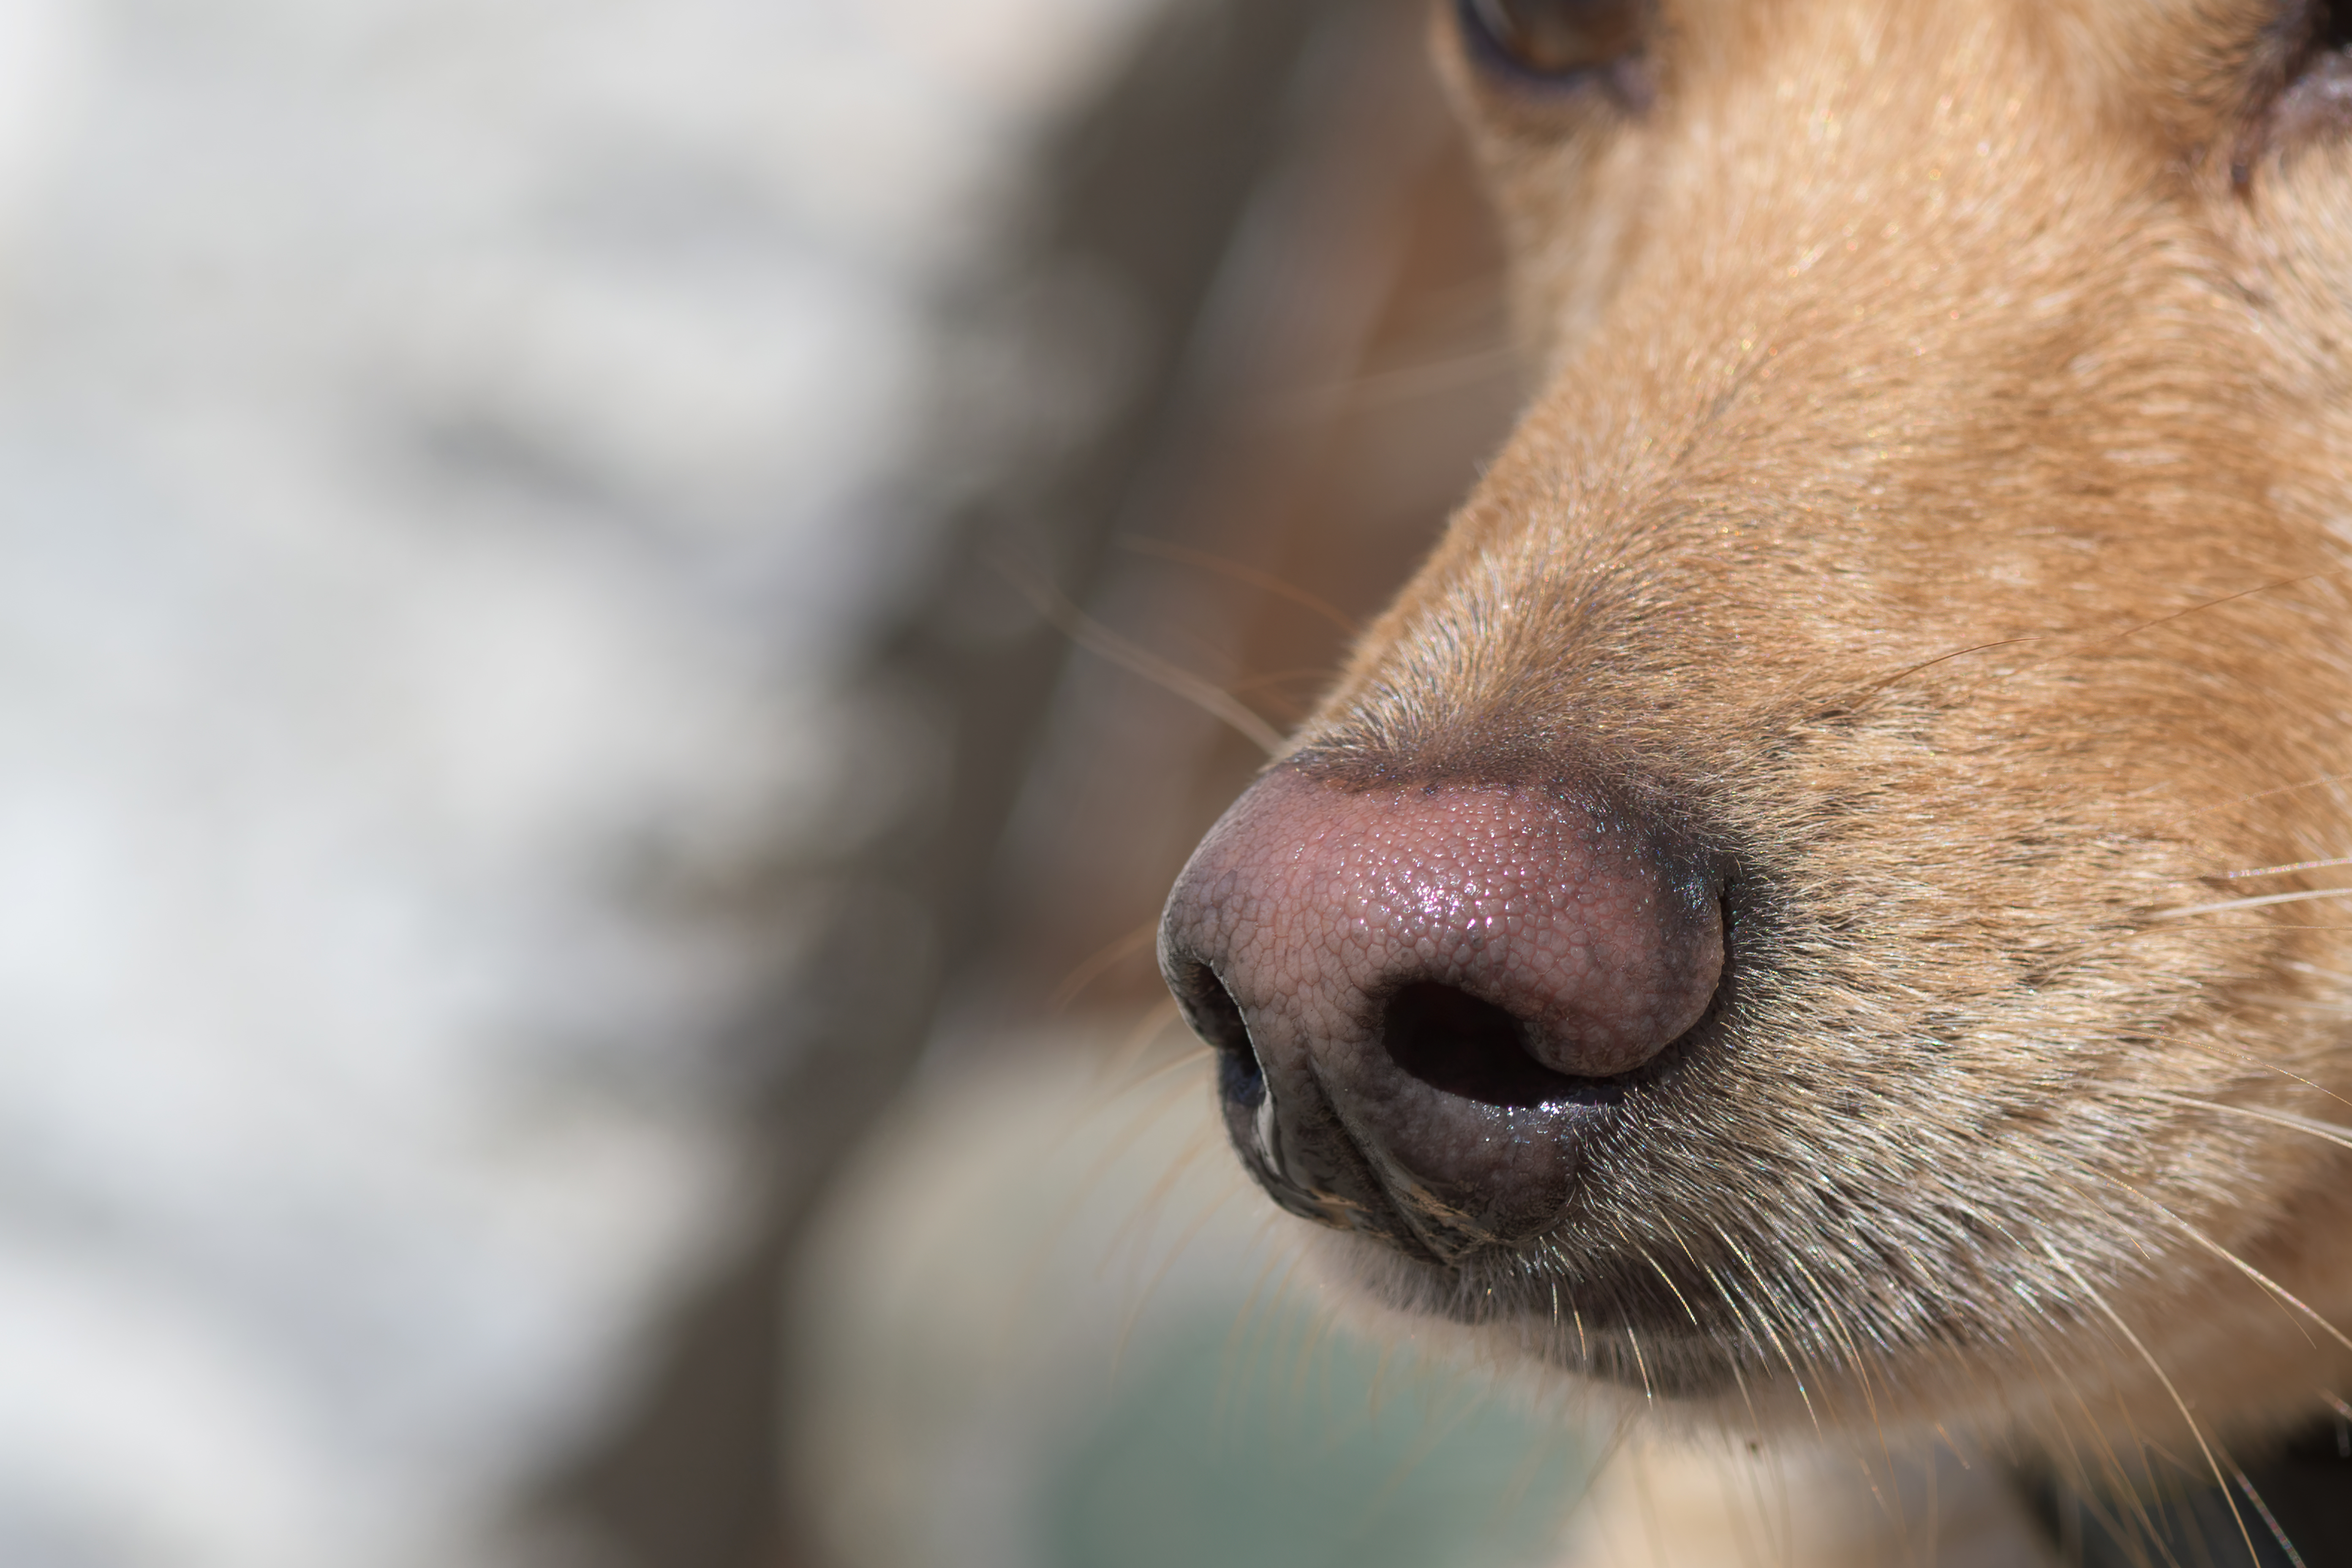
1337 1233 1767 1398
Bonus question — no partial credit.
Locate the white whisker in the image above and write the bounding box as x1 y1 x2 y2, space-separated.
2040 1241 2262 1568
2222 853 2352 880
1624 1325 1656 1407
2150 887 2352 920
2108 1177 2352 1356
2234 1469 2310 1568
2139 1091 2352 1152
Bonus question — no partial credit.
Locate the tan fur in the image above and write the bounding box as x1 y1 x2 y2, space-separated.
1258 0 2352 1550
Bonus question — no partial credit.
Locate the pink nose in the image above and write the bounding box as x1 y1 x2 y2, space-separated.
1159 764 1725 1254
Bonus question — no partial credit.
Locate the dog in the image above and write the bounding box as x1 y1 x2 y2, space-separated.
1158 0 2352 1561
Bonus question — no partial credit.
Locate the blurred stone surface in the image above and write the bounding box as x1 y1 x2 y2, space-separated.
0 1 1157 1564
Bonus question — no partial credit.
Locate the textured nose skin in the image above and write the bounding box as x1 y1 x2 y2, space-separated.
1160 764 1723 1253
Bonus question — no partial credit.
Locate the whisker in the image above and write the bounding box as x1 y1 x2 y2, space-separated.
2233 1467 2309 1568
1108 998 1192 1075
1222 1241 1322 1427
996 559 1285 756
2220 852 2352 880
2219 768 2352 814
2017 1333 2162 1567
2039 1240 2262 1568
1278 342 1523 419
1097 1097 1228 1270
2186 1050 2352 1116
1717 1229 1826 1438
1972 572 2332 714
1781 1243 1883 1427
1109 1150 1241 1380
1840 634 2053 705
2021 911 2352 985
2148 886 2352 920
1635 1243 1706 1333
2114 572 2322 641
2125 923 2352 933
1623 1324 1656 1407
1116 536 1360 636
2135 1090 2352 1153
2099 1174 2348 1356
1100 1035 1215 1099
1049 921 1163 1013
1695 1258 1768 1436
1225 666 1348 701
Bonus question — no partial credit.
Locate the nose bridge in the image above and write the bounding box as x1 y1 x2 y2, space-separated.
1301 5 2164 787
1562 0 2065 387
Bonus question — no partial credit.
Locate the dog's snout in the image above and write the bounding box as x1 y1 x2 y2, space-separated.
1159 764 1723 1251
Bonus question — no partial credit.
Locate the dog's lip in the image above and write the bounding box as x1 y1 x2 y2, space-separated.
1364 1218 1751 1332
1347 1235 1763 1393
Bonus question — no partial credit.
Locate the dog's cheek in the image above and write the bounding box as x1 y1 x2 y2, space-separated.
2242 143 2352 433
1460 122 1654 365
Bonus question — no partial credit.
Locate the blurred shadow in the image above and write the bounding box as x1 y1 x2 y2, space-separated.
763 0 1536 1564
534 3 1363 1564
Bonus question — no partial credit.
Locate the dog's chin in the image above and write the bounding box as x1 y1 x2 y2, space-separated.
1316 1227 1764 1404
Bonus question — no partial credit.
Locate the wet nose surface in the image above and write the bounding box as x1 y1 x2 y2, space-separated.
1160 765 1724 1253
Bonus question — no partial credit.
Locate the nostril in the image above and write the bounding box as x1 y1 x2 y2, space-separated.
1171 959 1264 1109
1162 765 1739 1252
1382 982 1594 1108
1217 1043 1266 1111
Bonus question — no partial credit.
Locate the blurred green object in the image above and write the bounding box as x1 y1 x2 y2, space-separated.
1044 1305 1588 1568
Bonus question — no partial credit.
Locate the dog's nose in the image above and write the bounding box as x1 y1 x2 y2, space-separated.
1159 764 1723 1252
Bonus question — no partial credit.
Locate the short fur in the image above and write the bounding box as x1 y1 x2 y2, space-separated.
1234 0 2352 1554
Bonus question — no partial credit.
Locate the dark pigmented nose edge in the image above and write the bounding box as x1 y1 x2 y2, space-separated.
1161 947 1257 1099
1160 937 1377 1233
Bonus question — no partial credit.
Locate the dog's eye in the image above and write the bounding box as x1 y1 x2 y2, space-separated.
2269 0 2352 145
2304 0 2352 55
1457 0 1645 83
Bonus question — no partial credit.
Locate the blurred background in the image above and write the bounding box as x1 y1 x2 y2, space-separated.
0 0 1602 1563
